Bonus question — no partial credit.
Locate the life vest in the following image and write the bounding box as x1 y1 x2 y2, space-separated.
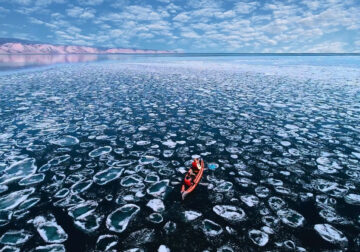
192 160 200 173
184 176 192 186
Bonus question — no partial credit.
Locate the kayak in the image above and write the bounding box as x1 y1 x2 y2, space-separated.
181 159 204 200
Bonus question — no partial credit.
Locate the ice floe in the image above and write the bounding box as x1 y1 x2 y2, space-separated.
0 210 12 226
34 244 65 252
0 158 37 184
248 229 269 247
89 146 112 157
0 230 32 245
240 195 260 207
201 219 223 237
93 167 124 185
344 193 360 205
106 204 140 233
0 188 35 211
96 235 118 251
31 215 68 243
148 213 163 223
123 228 155 247
213 205 246 222
146 180 169 197
158 245 170 252
18 173 45 186
184 210 202 222
277 209 305 228
146 198 165 212
50 135 79 146
314 224 348 246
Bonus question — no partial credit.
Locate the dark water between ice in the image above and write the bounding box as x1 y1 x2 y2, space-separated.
0 56 360 251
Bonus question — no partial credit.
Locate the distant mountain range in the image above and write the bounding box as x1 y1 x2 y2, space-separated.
0 38 173 54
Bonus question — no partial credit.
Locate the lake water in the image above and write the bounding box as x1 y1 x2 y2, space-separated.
0 54 360 251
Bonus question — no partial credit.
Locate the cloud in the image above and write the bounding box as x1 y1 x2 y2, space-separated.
66 26 81 34
181 31 201 39
1 0 359 52
66 6 95 19
110 0 130 9
35 0 66 6
234 1 259 14
166 3 182 13
214 10 236 19
304 41 347 53
77 0 103 6
29 17 45 25
11 0 32 5
173 12 191 22
8 0 65 6
187 0 220 9
0 6 9 13
301 0 320 10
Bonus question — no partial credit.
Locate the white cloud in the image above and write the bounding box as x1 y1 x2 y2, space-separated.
29 17 44 25
173 12 190 22
214 10 236 19
181 31 201 38
8 0 66 6
111 0 129 9
187 0 220 9
67 26 81 34
138 32 155 39
235 2 259 14
2 0 359 52
35 0 66 6
107 29 123 38
166 3 182 13
78 0 103 6
104 5 163 21
67 6 83 17
66 6 95 19
304 41 347 53
12 0 32 5
302 0 320 10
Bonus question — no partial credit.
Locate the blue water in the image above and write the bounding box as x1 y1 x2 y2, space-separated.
0 55 359 251
1 53 360 72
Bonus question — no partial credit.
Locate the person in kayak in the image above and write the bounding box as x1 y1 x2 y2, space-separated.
190 158 201 177
184 158 201 186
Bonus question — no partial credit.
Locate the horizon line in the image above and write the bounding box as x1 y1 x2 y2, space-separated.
0 52 359 56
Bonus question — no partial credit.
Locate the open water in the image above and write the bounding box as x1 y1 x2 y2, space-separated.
0 55 360 251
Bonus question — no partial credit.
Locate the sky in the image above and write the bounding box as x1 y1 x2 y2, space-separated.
0 0 359 53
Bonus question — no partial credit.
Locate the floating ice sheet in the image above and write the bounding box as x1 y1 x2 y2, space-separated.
0 158 37 184
0 188 35 211
106 204 140 233
0 230 32 245
314 224 348 246
213 205 246 223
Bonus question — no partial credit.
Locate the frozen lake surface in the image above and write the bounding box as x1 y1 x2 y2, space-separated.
0 56 360 251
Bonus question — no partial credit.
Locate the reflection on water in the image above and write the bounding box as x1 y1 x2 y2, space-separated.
0 54 100 70
2 54 359 72
0 54 178 71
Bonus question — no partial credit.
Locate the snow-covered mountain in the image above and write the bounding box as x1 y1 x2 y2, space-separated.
0 38 173 54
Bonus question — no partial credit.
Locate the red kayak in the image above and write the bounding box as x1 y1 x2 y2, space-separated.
181 159 204 200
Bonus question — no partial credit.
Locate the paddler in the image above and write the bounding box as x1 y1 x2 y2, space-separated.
189 158 201 177
184 158 201 186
